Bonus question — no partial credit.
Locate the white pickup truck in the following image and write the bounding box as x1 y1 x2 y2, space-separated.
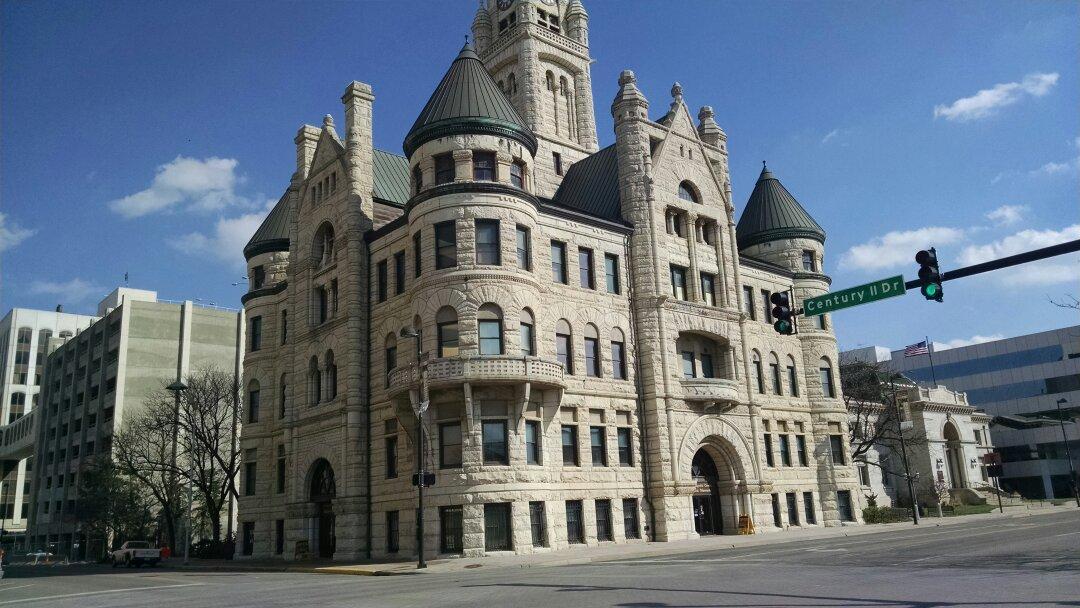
110 541 162 568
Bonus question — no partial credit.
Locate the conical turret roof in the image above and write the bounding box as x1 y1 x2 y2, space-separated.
736 165 825 250
403 43 537 157
244 192 290 260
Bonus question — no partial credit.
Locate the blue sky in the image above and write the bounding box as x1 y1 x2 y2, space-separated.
2 0 1077 351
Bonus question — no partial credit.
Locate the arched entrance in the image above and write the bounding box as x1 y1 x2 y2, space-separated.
691 449 725 534
943 422 965 489
309 459 337 558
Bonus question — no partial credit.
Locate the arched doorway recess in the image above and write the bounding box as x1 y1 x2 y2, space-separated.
309 459 337 558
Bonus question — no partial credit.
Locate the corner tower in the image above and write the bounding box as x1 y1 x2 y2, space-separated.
472 0 599 197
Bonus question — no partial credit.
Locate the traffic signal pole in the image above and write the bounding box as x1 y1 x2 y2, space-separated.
904 238 1080 291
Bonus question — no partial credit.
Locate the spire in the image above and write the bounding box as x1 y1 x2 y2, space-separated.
735 165 825 250
611 70 649 117
697 106 725 146
403 42 537 157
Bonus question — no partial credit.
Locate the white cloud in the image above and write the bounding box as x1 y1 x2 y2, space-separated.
169 199 275 268
28 278 103 304
937 334 1005 350
1030 158 1078 177
108 156 246 218
821 129 840 144
957 224 1080 286
933 72 1059 122
985 204 1027 226
839 227 966 272
0 212 35 252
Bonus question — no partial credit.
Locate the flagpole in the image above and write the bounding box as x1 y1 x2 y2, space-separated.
925 336 938 388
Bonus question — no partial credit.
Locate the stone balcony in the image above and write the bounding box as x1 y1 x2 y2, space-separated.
679 377 740 405
387 355 566 399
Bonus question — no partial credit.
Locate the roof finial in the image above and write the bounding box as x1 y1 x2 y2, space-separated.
465 33 470 44
762 160 767 168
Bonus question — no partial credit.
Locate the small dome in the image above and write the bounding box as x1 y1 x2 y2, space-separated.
244 193 290 260
736 164 825 250
403 43 537 158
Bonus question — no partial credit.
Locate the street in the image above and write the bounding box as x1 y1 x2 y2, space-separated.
1 510 1077 607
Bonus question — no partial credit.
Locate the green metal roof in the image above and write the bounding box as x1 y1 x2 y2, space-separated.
550 144 623 222
244 191 290 259
736 165 825 250
373 149 410 206
403 43 537 157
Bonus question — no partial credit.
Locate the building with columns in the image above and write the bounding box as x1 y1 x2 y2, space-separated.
237 0 862 561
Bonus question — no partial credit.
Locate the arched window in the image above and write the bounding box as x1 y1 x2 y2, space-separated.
313 223 335 269
559 76 574 139
769 353 782 395
384 333 398 388
279 373 288 419
325 350 337 401
247 379 261 423
309 356 321 405
478 304 504 355
751 350 764 394
412 164 423 195
819 357 835 398
555 319 573 374
678 181 700 204
508 72 517 94
519 308 535 356
436 306 459 358
583 324 600 377
786 356 799 397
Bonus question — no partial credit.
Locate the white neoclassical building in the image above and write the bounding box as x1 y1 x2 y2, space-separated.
236 0 863 562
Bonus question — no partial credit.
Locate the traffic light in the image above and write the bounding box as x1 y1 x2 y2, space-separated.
915 248 943 302
770 291 796 335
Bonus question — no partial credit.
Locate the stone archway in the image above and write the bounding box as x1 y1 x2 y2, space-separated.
679 417 754 536
308 459 337 558
943 421 965 489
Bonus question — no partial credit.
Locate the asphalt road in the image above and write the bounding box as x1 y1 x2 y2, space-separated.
1 510 1077 607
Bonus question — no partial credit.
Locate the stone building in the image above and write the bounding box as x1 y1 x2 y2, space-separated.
237 0 862 562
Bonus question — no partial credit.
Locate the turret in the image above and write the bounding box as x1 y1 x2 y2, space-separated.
565 0 589 45
472 4 492 54
696 106 726 149
735 164 826 273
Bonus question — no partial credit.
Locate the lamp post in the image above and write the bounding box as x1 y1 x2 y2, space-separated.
1055 399 1079 507
891 377 919 525
400 327 427 569
165 380 187 556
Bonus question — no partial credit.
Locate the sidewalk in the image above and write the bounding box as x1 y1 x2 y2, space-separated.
175 503 1076 577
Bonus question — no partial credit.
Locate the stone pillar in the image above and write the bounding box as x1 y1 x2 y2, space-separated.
453 149 473 182
342 81 375 223
294 126 320 180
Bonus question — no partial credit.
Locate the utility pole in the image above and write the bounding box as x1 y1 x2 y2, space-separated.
892 378 919 525
1056 399 1080 507
400 328 427 569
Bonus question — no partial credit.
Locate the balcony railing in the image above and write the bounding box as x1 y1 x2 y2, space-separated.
387 355 566 398
680 377 740 404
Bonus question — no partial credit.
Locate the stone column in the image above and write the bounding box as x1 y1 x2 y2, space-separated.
453 149 473 182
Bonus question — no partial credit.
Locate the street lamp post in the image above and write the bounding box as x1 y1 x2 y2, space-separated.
165 380 187 557
1055 399 1079 507
891 377 919 525
400 328 427 569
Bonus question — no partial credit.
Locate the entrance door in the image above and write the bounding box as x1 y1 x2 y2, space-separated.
317 503 335 558
692 494 723 535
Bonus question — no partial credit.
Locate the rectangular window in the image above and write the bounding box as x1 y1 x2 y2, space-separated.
837 490 855 522
413 232 423 277
435 221 457 269
796 434 808 466
830 434 846 465
516 225 531 270
858 464 871 487
771 362 782 395
434 153 454 184
276 445 286 493
275 519 285 555
377 260 388 302
386 511 399 553
250 316 262 351
437 319 459 358
561 425 579 466
526 420 541 465
590 426 607 466
440 422 463 468
242 522 255 556
248 387 260 423
385 346 396 388
553 151 563 176
743 286 755 320
816 314 827 330
762 289 773 323
385 436 398 479
612 341 626 380
478 318 503 356
510 161 524 188
244 461 257 496
252 265 266 290
584 337 600 377
595 499 613 541
617 427 633 466
802 250 816 272
670 265 687 300
753 359 765 394
556 332 572 373
281 310 288 344
394 251 406 294
623 498 640 539
764 433 775 467
551 241 567 284
520 321 535 356
604 254 620 294
529 501 547 547
779 434 792 467
681 351 696 379
701 273 716 306
473 151 496 181
565 500 584 543
786 492 800 526
700 352 715 379
803 492 817 524
484 503 513 551
440 505 464 553
771 493 782 527
475 219 501 265
578 248 594 289
820 365 835 397
482 420 509 465
788 365 799 397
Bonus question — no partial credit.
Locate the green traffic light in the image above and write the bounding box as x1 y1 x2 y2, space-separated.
774 320 792 334
925 284 938 296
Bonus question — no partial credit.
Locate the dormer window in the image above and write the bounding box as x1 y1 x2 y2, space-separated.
434 153 454 185
473 151 496 181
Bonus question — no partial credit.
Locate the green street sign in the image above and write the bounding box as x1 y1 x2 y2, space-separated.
803 275 906 317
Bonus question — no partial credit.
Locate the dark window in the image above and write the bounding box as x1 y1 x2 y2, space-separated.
820 364 835 397
386 511 399 553
510 161 524 188
590 426 607 466
837 490 854 521
250 316 262 351
584 337 600 377
743 286 755 320
394 252 406 294
473 151 496 181
377 260 388 302
248 386 260 423
440 505 464 553
437 315 459 358
764 434 775 467
440 422 462 468
553 152 563 176
701 273 715 306
276 445 286 493
526 420 541 465
275 519 285 555
779 434 792 466
413 232 423 277
617 427 633 466
611 341 626 380
385 436 398 478
242 522 255 556
830 435 846 464
670 265 687 300
681 351 695 379
520 319 535 357
385 346 397 388
245 461 257 496
280 310 288 344
475 219 501 265
786 492 800 526
762 289 773 323
484 503 512 551
803 492 817 524
252 265 266 290
595 499 613 541
529 501 547 547
482 420 509 465
604 254 620 294
516 225 531 270
565 500 584 543
551 241 567 284
478 317 503 356
788 365 799 397
556 332 572 373
579 248 594 289
561 425 579 466
796 435 808 466
771 493 782 527
753 358 765 394
623 498 640 539
435 221 457 269
700 353 715 379
771 362 782 395
412 164 423 194
802 250 816 272
434 153 454 184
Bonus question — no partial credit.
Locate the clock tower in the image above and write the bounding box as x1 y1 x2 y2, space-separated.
472 0 599 197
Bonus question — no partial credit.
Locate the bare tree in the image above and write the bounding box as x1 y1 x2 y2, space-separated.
1049 294 1079 311
841 359 926 469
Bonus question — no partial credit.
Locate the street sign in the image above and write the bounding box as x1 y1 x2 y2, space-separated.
803 275 906 317
412 471 436 487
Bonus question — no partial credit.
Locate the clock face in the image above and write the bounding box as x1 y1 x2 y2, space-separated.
497 0 513 10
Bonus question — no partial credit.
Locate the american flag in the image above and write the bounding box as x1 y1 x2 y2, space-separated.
904 341 930 357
